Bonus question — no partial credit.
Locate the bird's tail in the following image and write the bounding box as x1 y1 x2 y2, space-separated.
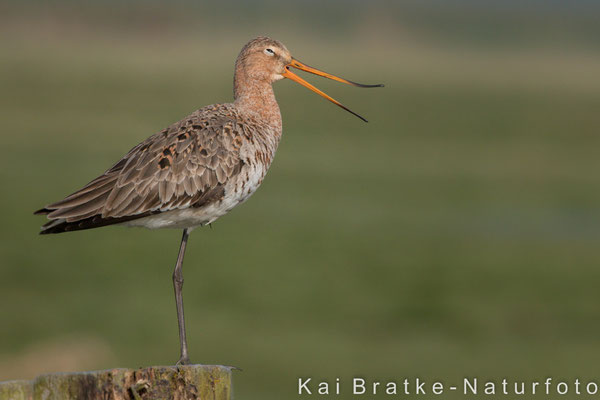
34 208 154 234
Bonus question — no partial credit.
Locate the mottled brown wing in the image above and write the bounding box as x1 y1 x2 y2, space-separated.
36 110 244 233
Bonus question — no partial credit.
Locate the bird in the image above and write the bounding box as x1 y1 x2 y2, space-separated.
35 36 382 365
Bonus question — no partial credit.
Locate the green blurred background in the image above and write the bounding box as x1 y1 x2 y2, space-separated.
1 1 600 398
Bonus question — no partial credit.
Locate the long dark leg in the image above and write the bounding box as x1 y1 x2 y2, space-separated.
173 228 191 365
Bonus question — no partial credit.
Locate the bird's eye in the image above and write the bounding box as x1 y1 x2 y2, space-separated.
264 48 275 56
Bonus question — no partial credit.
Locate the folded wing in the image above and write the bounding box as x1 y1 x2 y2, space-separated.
36 111 244 234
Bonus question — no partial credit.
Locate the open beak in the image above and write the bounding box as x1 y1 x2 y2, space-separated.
282 58 383 122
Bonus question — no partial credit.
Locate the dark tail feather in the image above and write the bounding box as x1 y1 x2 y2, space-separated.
39 212 157 234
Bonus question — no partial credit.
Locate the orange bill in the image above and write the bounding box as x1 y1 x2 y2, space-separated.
282 58 383 122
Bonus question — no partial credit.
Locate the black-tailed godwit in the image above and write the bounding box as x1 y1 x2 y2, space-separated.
35 36 382 364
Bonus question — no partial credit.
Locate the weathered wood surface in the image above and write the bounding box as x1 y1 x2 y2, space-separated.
0 365 232 400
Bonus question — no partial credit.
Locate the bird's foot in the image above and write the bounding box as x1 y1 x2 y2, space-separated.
175 356 191 366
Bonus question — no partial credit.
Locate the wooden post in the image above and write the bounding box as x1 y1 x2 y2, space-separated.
0 365 232 400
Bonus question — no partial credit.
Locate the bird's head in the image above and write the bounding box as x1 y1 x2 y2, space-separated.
235 37 292 83
236 36 383 122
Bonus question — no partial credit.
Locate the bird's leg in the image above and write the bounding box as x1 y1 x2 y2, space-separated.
173 228 191 365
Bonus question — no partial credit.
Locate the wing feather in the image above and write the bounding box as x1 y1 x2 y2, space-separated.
37 106 246 233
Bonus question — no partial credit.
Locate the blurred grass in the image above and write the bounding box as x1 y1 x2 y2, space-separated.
1 1 600 399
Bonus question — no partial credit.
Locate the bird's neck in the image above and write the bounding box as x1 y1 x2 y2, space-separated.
233 71 282 132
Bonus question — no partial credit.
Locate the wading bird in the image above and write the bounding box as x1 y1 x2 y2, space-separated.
35 37 382 365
